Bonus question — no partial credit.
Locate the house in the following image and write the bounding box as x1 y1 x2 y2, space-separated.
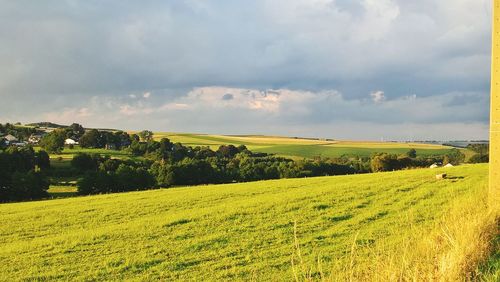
4 134 18 145
429 163 439 169
28 133 46 145
65 138 78 145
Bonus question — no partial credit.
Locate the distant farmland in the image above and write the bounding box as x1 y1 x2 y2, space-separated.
153 133 457 159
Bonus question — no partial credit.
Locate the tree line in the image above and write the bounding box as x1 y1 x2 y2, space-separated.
1 123 487 202
73 140 359 195
73 136 469 195
0 147 50 202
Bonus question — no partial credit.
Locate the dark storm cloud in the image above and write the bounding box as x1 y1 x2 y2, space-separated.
0 0 492 139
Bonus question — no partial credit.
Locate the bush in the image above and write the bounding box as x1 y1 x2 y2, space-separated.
77 165 156 195
71 153 103 172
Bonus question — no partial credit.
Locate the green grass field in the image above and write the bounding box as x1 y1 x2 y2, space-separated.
0 164 492 280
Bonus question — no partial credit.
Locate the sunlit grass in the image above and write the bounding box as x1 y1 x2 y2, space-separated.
0 164 492 280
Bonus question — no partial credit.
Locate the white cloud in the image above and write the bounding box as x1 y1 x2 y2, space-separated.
143 92 151 98
370 91 386 103
32 86 487 140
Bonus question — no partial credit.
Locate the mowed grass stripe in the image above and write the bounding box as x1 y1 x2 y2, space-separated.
0 164 487 280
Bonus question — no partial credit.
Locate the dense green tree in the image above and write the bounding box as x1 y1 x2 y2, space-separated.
67 123 85 140
467 144 488 164
406 149 417 158
443 149 465 165
9 171 49 201
0 148 49 202
39 129 65 153
35 151 50 170
217 145 239 158
370 154 397 172
468 153 489 163
0 138 6 150
77 171 117 195
71 153 101 172
79 129 102 148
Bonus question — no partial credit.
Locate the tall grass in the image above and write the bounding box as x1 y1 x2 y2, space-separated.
292 181 499 281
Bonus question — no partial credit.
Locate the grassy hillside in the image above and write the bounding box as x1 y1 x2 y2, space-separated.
154 133 456 159
0 164 493 281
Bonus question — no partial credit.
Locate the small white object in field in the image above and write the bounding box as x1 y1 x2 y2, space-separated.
430 164 439 169
436 173 447 180
444 163 454 168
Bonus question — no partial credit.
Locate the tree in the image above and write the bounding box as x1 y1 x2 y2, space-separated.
370 153 398 172
467 144 488 164
406 149 417 158
67 123 85 140
9 171 49 201
0 138 6 150
71 153 100 172
114 131 132 149
138 130 154 142
443 149 465 165
469 153 489 163
0 147 49 202
40 129 65 153
77 171 117 195
79 129 102 148
35 151 50 170
217 145 239 158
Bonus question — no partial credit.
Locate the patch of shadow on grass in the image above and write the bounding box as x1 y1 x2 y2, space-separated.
328 214 353 222
314 204 330 210
355 238 376 246
273 222 293 230
189 237 229 252
108 259 125 267
81 208 96 213
355 201 371 209
397 187 413 192
174 234 193 241
226 212 249 221
171 260 201 271
164 218 191 228
365 211 389 222
25 274 65 281
129 259 164 273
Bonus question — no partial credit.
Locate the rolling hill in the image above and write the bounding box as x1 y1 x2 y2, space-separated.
0 164 493 280
153 133 456 159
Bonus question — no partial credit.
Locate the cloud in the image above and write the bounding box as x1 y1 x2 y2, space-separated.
222 94 234 101
32 86 488 140
0 0 491 139
370 91 386 103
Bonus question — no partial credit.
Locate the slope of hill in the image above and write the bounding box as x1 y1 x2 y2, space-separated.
154 133 456 159
0 164 493 280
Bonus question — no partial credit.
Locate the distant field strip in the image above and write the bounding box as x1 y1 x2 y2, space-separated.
255 144 453 158
0 164 488 280
154 133 453 158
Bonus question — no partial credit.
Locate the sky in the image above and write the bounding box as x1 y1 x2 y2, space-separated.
0 0 492 140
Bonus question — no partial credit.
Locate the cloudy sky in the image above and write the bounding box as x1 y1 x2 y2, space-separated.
0 0 492 140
